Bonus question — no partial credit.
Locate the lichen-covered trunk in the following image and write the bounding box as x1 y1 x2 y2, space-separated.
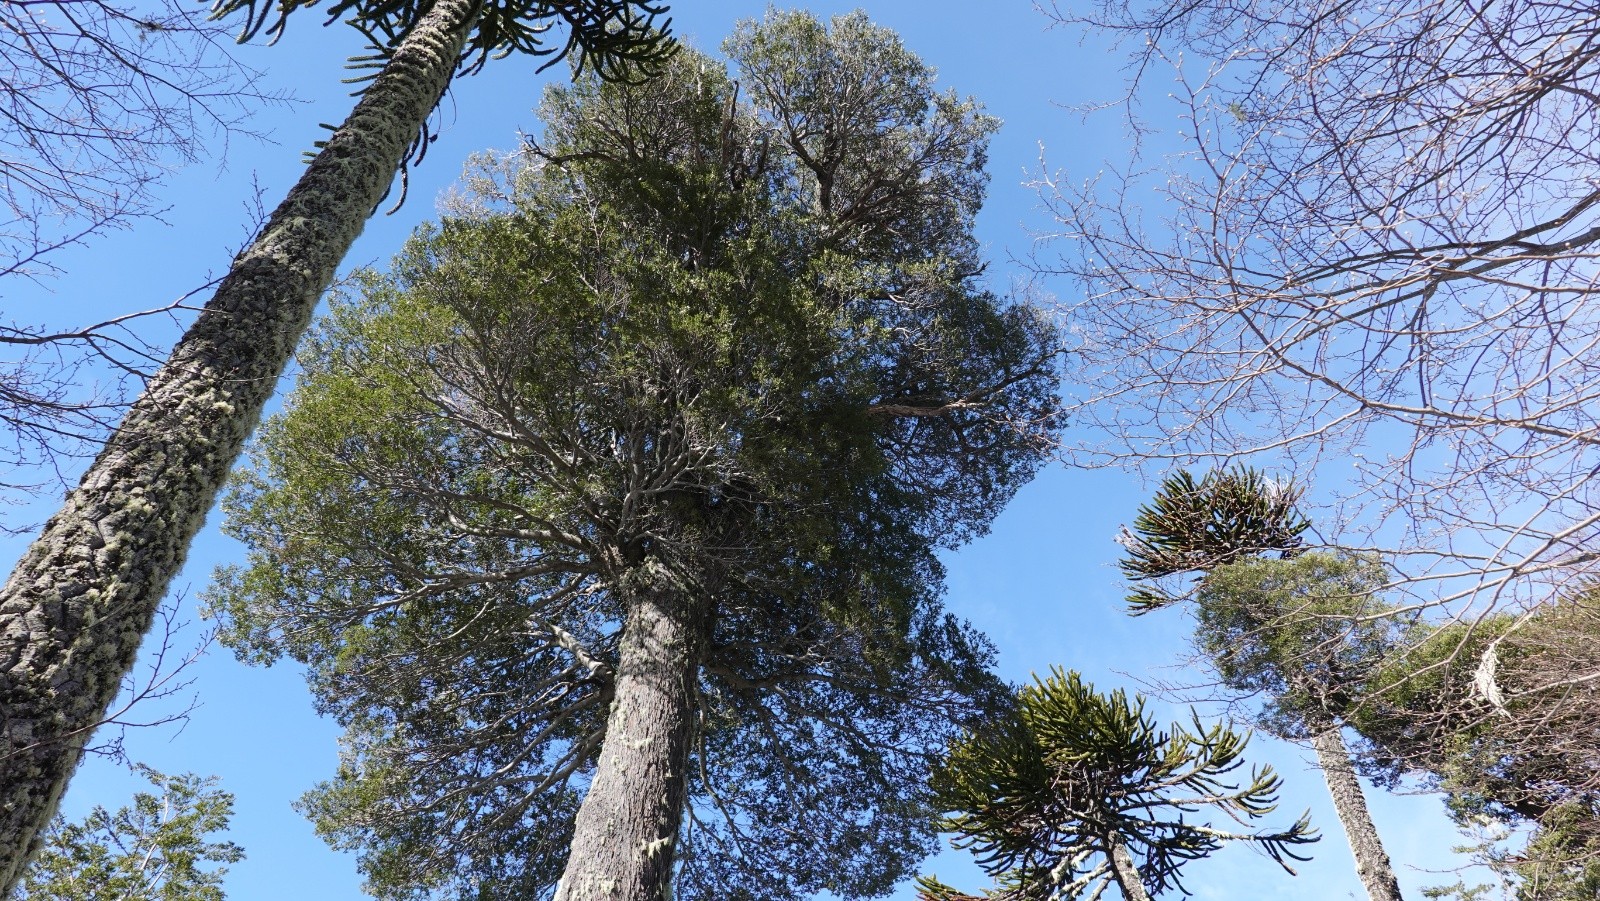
1312 723 1405 901
0 0 475 889
553 577 708 901
1103 831 1152 901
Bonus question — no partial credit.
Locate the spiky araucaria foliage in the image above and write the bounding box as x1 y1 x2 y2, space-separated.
922 669 1316 901
1116 472 1410 901
1118 469 1309 613
215 0 675 79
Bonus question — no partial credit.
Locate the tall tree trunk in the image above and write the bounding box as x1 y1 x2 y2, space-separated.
554 571 709 901
1102 831 1152 901
1312 723 1405 901
0 0 476 889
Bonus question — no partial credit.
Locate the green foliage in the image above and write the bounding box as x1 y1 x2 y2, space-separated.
207 11 1057 901
1195 552 1405 736
1336 580 1600 901
1420 881 1493 901
928 669 1316 900
1350 613 1515 791
1352 597 1600 898
1513 804 1600 901
1121 473 1600 898
1119 469 1309 613
15 767 243 901
1119 468 1400 736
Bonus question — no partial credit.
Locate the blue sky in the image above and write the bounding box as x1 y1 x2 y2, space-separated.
5 2 1477 899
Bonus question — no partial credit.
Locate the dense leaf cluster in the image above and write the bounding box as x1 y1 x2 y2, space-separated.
207 11 1059 901
15 767 243 901
1196 553 1404 737
1355 596 1600 900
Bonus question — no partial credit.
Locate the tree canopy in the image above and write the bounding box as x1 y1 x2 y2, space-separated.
1354 594 1600 899
1117 468 1309 613
1196 553 1404 738
0 0 677 888
14 767 243 901
207 11 1059 901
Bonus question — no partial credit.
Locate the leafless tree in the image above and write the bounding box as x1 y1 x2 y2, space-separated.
1037 0 1600 615
0 0 278 517
1 0 269 284
0 292 214 529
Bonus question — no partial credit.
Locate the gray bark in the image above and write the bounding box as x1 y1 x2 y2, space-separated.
1312 723 1405 901
553 573 709 901
1103 831 1152 901
0 0 475 890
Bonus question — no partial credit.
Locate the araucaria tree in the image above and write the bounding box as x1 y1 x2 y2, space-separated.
0 0 670 891
208 12 1060 901
919 668 1316 901
1120 470 1409 901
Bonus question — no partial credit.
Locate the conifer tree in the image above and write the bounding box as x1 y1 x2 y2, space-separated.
1119 469 1409 901
1132 473 1600 900
207 12 1060 901
1117 468 1308 613
920 668 1315 901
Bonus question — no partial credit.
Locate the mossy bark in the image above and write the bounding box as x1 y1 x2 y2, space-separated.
1104 831 1152 901
0 0 475 889
553 573 709 901
1313 723 1405 901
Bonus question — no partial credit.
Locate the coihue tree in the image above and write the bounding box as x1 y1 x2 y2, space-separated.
1356 595 1600 900
0 0 670 890
1128 474 1600 899
207 12 1060 901
1194 554 1411 901
14 766 242 901
920 668 1316 901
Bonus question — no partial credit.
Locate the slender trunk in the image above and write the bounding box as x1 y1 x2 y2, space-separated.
0 1 476 889
1312 723 1405 901
1102 831 1152 901
554 572 708 901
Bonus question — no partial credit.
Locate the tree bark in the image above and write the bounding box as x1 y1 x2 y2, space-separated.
0 0 475 889
1312 723 1405 901
553 571 709 901
1103 831 1152 901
